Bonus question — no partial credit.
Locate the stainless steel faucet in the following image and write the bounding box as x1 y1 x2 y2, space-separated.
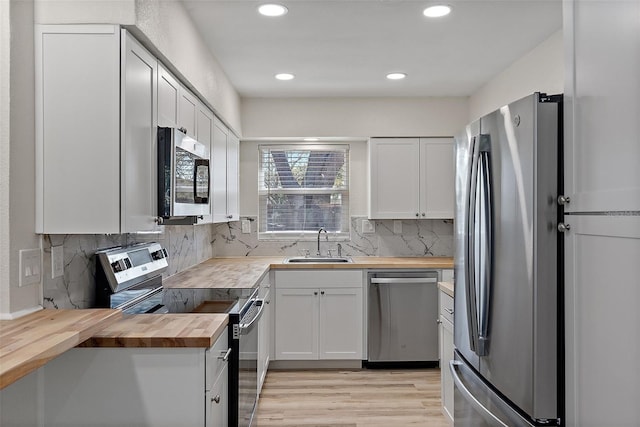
317 227 328 256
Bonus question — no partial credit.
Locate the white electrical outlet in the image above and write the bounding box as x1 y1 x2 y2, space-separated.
241 219 251 234
19 248 42 287
52 245 64 278
361 219 375 234
393 220 403 234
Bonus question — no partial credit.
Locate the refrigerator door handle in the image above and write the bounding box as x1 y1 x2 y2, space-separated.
450 360 508 427
476 135 493 356
465 135 480 353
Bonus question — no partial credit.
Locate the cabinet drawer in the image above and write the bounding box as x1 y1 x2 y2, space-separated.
206 327 229 390
275 270 362 288
439 291 454 324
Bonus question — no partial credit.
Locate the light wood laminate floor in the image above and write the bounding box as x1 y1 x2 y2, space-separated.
255 369 450 426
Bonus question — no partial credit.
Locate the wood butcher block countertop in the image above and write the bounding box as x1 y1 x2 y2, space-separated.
163 256 454 290
79 314 228 348
0 309 121 390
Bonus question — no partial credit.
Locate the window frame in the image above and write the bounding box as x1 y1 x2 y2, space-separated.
258 143 351 241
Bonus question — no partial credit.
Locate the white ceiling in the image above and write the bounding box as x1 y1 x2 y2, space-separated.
182 0 562 98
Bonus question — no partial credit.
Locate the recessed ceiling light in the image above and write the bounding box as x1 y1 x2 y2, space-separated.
258 4 288 17
303 138 319 142
423 5 451 18
275 73 295 81
386 73 407 80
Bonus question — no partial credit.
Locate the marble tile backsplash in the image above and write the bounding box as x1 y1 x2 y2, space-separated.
212 216 453 258
42 216 452 309
42 224 213 310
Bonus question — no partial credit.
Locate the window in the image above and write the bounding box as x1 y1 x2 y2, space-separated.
259 144 350 240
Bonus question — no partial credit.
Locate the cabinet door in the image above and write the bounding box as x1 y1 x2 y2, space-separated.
120 30 160 233
212 118 229 222
196 103 214 224
206 364 229 427
419 138 454 219
318 287 363 359
440 316 454 422
564 215 640 427
564 1 640 212
274 288 318 360
369 138 420 219
178 87 197 138
157 65 179 128
226 132 240 221
36 24 120 234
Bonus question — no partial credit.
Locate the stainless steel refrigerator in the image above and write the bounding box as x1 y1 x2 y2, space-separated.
452 92 563 426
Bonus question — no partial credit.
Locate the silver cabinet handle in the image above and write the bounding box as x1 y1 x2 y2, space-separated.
415 213 419 217
314 291 318 295
450 361 508 427
444 307 454 315
436 319 442 324
558 223 571 232
557 195 571 205
371 277 437 284
218 348 232 362
266 300 271 304
422 213 426 217
211 394 221 404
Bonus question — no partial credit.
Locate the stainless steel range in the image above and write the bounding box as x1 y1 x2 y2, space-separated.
94 242 169 314
94 241 263 427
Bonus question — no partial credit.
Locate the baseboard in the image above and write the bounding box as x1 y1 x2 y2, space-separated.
269 360 363 370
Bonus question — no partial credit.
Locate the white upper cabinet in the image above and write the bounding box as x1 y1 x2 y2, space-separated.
157 65 179 128
368 137 454 219
226 132 240 222
564 0 640 212
36 25 160 234
211 118 240 223
420 138 455 219
120 31 160 233
196 102 215 224
178 87 198 139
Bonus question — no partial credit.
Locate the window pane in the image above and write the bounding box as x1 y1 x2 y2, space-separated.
259 144 350 239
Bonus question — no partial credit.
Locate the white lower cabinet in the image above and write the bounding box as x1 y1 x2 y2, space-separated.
42 327 229 427
206 364 229 427
439 288 454 423
274 270 363 361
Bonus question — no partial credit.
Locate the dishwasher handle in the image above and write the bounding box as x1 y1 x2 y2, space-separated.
370 277 437 284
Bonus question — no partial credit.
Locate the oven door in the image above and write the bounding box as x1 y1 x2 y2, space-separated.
111 286 167 314
238 298 264 427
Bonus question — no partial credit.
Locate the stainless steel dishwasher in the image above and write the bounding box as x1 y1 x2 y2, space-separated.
367 270 439 366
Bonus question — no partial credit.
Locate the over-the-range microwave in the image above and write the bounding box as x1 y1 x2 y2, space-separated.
157 127 210 223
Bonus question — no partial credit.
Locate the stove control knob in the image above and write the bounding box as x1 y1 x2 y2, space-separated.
110 259 130 273
151 249 166 260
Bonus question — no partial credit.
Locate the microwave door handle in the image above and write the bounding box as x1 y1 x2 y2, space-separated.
465 135 480 354
193 159 209 203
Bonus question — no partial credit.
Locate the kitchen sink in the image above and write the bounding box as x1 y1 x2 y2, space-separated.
283 256 353 263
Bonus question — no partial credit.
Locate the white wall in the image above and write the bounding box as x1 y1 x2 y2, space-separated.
0 0 11 315
0 0 43 318
34 0 242 134
241 97 468 138
238 96 468 217
468 30 563 121
131 0 242 135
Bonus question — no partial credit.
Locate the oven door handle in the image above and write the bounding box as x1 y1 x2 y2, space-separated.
239 299 265 335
